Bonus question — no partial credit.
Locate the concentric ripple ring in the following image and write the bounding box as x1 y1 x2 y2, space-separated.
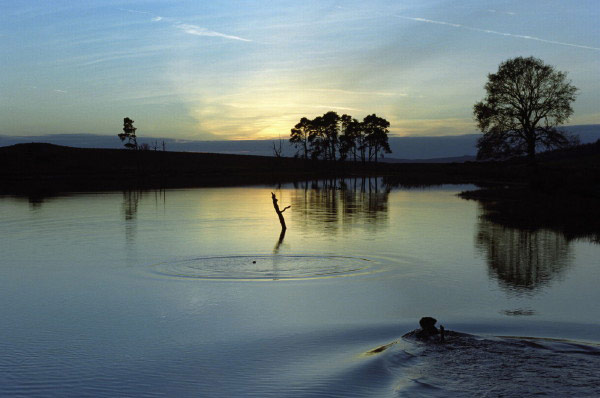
152 255 384 281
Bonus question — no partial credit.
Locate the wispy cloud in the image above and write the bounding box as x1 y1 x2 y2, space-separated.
117 8 152 15
310 105 362 112
488 9 516 16
394 15 600 51
175 23 251 42
306 88 407 97
115 9 250 43
54 89 67 93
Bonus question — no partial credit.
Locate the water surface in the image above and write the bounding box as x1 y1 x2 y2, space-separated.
1 181 598 396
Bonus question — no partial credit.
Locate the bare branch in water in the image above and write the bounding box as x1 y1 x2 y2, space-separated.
271 192 290 230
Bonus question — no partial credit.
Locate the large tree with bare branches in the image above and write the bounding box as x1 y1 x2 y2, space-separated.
474 57 578 161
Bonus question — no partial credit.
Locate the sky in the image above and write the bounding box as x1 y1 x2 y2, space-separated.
1 0 598 140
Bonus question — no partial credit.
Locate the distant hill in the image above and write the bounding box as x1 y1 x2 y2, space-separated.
383 155 477 163
1 124 598 161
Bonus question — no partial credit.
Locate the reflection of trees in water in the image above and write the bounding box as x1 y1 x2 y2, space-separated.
121 189 166 243
27 195 46 209
290 177 390 233
476 215 572 294
122 190 142 242
122 190 142 221
14 193 70 210
462 188 600 243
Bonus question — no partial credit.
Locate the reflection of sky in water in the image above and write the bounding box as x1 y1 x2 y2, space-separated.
1 185 600 396
2 184 597 317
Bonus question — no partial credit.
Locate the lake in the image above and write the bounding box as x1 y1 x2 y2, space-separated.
1 180 599 397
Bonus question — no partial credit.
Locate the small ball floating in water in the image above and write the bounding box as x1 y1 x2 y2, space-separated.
252 261 256 264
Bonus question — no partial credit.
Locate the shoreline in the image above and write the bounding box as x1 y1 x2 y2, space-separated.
0 143 499 195
1 141 598 197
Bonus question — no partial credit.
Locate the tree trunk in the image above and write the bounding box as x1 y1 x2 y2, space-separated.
527 138 537 163
271 192 290 231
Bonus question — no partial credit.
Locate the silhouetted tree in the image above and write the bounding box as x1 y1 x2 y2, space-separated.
309 111 340 161
272 137 284 158
118 117 138 150
339 114 361 161
291 111 391 163
290 117 312 160
363 114 391 163
474 57 578 161
322 111 340 161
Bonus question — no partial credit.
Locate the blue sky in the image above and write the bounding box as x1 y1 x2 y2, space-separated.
1 0 598 140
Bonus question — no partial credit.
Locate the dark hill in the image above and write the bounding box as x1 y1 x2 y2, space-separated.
1 141 599 195
2 143 422 193
0 143 318 192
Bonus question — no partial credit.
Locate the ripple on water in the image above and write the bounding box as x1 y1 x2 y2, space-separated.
151 255 387 281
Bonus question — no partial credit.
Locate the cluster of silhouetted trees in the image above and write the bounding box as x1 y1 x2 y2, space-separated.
289 111 391 163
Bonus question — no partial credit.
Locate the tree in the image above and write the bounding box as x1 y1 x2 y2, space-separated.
289 117 312 159
118 117 138 149
290 111 392 163
308 111 340 161
474 56 578 161
272 137 284 158
362 114 391 163
320 111 341 161
339 114 360 161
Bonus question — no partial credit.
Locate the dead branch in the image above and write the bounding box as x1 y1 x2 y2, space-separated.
271 192 290 230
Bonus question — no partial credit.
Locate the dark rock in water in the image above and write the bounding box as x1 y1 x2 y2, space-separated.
403 317 474 345
403 317 450 342
416 316 440 340
419 317 439 334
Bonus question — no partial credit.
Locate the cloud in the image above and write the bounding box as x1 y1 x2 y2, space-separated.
54 89 67 93
488 9 516 16
175 23 251 42
310 105 362 112
306 88 406 97
117 8 152 15
151 16 163 22
394 14 600 51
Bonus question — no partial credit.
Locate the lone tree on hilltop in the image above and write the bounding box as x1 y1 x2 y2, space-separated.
474 56 578 161
118 117 138 149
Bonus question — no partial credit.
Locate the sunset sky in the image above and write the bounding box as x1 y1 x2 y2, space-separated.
1 0 598 140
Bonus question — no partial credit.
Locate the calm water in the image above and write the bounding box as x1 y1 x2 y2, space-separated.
1 181 599 397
